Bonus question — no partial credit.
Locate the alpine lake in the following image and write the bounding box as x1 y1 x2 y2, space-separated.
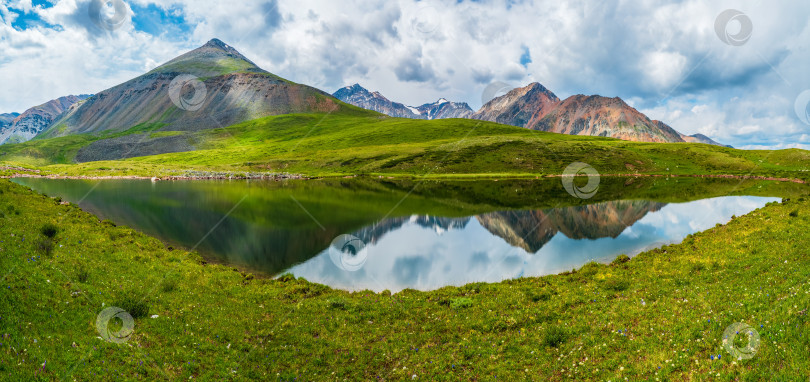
13 176 799 292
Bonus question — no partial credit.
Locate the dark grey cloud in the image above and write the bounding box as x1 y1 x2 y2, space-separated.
394 46 435 82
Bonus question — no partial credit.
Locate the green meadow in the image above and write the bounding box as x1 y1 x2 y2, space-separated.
1 113 809 180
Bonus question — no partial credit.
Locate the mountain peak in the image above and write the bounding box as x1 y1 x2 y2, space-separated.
197 38 252 61
472 82 560 127
150 38 262 77
525 82 551 92
203 38 230 49
529 94 685 143
681 133 733 148
40 42 350 149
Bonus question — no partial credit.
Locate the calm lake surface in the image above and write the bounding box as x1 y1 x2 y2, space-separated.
12 177 786 292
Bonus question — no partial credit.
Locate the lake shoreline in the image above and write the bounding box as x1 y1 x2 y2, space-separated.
2 172 307 181
3 171 806 184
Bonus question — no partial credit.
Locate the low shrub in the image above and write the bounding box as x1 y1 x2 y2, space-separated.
40 223 58 239
115 295 150 319
543 325 568 348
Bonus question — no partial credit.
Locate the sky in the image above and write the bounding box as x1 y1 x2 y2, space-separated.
1 0 809 149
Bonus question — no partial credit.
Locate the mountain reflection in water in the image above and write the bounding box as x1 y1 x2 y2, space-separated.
291 197 773 292
10 178 780 292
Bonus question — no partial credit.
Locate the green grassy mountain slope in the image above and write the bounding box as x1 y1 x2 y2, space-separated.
3 112 809 180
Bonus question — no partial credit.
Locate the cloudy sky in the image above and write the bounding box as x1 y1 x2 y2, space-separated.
1 0 809 149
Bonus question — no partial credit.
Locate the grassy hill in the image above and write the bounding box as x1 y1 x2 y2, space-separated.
1 112 809 179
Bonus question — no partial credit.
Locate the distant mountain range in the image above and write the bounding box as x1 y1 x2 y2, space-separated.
0 95 91 145
0 38 729 155
337 82 730 147
333 84 473 120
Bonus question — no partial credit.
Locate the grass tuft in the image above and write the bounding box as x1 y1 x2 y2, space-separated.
543 325 568 348
39 223 58 238
160 278 178 293
611 254 630 266
450 297 473 309
76 266 89 283
115 294 150 319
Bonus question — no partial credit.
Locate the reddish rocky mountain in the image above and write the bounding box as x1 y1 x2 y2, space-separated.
527 95 686 143
470 82 729 146
471 82 560 127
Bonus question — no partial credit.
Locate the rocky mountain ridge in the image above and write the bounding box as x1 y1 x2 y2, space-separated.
0 113 19 126
680 133 731 148
0 95 90 145
526 94 685 143
333 84 473 120
337 81 729 146
471 82 560 127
